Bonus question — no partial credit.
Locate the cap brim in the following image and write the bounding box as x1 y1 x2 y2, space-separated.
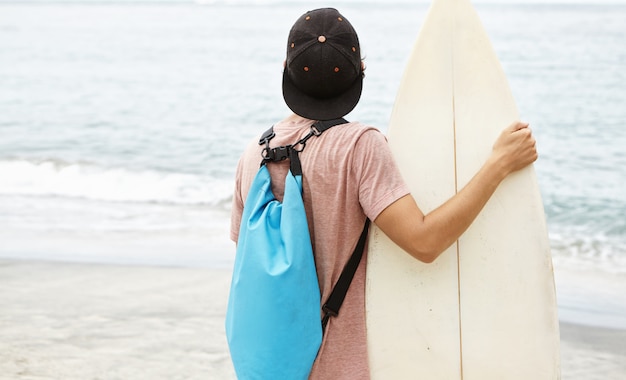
282 69 363 121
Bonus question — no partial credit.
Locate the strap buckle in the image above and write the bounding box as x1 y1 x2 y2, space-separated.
261 145 291 163
322 304 338 318
258 127 275 146
310 124 322 136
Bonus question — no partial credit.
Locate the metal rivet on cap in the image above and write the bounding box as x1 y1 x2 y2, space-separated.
334 67 340 73
305 16 311 21
352 46 356 52
338 17 343 21
291 43 295 48
318 35 326 43
304 66 309 72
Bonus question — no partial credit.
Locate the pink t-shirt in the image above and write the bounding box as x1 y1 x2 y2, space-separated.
230 117 410 379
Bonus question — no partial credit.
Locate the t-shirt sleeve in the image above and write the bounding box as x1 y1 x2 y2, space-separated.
352 129 411 221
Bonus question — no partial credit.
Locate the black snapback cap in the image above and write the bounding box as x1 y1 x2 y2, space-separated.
282 8 363 120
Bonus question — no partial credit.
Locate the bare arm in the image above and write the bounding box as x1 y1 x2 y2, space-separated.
374 121 538 263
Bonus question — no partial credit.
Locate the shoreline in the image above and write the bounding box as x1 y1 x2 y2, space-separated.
1 259 625 379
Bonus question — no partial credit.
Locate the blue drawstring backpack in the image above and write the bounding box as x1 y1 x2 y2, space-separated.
226 119 369 379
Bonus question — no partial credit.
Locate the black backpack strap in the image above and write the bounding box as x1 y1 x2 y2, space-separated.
259 118 348 172
288 118 347 175
259 126 275 146
310 118 348 136
321 218 370 332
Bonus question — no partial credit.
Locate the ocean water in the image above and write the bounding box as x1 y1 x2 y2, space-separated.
1 1 625 327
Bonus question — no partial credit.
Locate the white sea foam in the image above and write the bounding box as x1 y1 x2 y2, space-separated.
550 231 626 275
0 159 232 207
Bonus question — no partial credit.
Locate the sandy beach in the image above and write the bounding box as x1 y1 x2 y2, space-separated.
0 260 236 380
1 259 625 380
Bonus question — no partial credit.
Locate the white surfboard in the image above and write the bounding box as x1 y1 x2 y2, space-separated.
365 0 560 378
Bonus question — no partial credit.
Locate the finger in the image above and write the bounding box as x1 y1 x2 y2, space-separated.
514 126 533 141
509 121 529 132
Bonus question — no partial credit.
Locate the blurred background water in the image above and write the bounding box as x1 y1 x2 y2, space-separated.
0 0 625 328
